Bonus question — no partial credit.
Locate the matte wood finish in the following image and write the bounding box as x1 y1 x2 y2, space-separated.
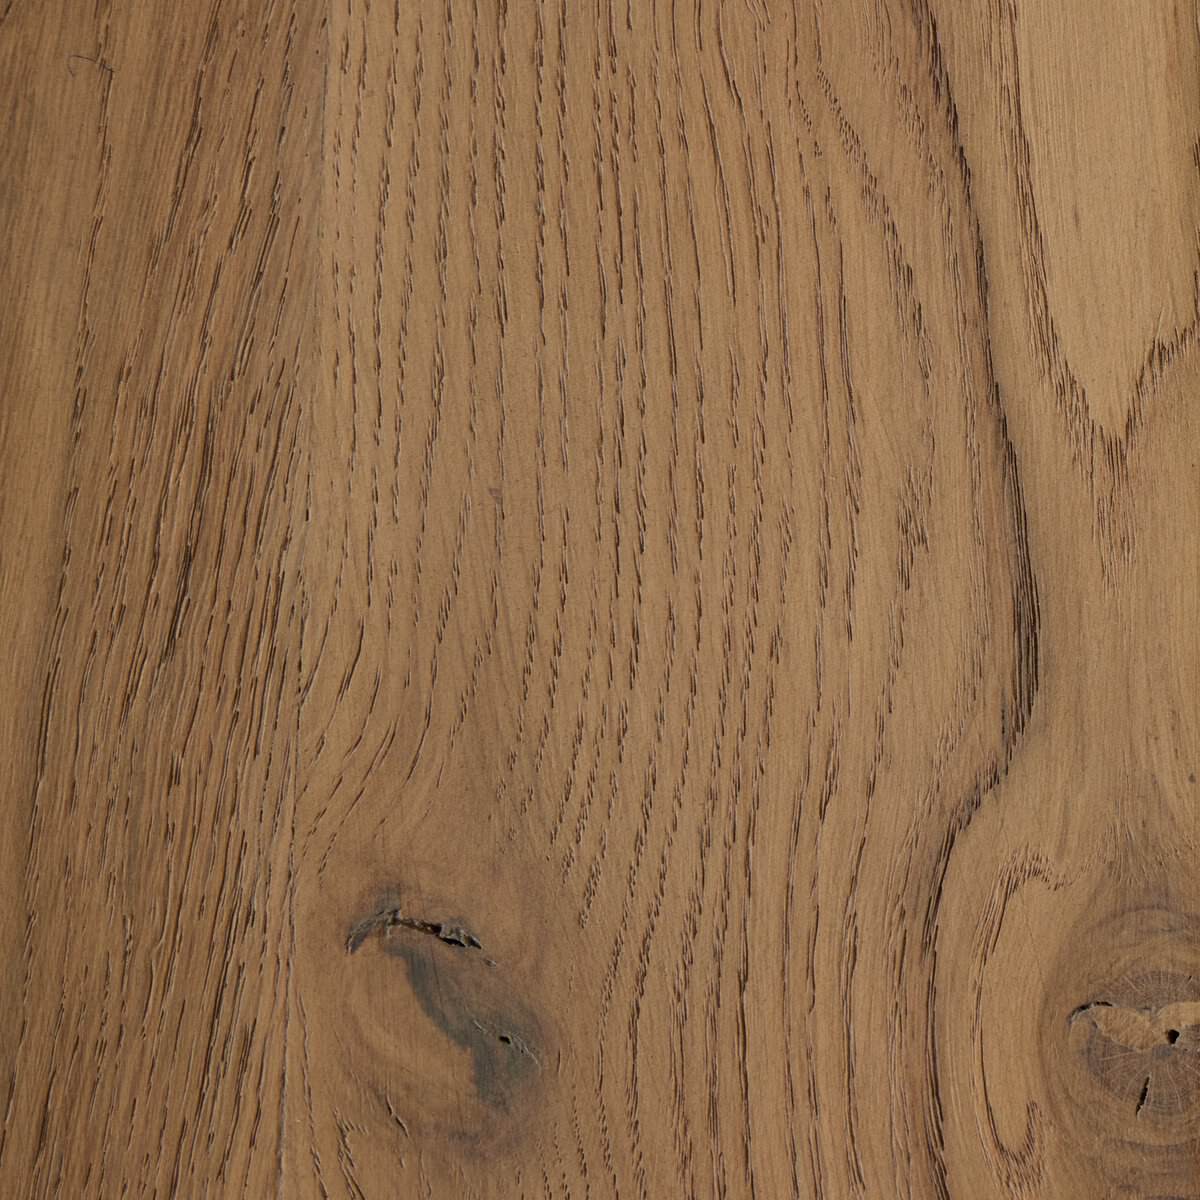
1 2 1197 1197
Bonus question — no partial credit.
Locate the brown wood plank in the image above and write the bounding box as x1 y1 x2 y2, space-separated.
2 2 1197 1196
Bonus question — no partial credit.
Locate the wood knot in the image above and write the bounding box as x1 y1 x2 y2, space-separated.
1067 984 1200 1118
1039 906 1200 1194
331 887 549 1153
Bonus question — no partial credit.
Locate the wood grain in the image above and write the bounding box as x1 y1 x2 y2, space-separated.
2 2 1198 1197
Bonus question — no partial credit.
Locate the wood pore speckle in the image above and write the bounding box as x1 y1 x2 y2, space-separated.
2 2 1198 1197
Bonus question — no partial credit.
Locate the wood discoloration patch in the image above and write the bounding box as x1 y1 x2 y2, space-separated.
343 892 543 1114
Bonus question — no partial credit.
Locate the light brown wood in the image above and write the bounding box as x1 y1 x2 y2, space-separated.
2 2 1198 1197
0 3 319 1194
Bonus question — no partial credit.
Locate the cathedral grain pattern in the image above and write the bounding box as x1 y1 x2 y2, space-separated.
1 2 1197 1197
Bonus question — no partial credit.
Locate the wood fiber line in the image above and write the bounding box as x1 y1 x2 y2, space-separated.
0 0 322 1194
2 2 1198 1198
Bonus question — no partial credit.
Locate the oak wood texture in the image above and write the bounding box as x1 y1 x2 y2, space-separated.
2 2 1198 1197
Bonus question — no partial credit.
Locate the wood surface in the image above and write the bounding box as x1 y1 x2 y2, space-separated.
2 2 1198 1197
